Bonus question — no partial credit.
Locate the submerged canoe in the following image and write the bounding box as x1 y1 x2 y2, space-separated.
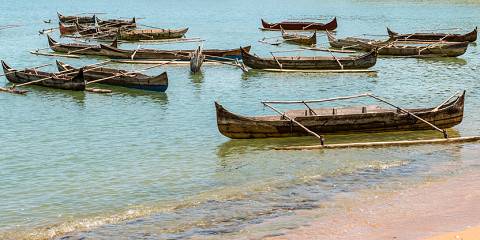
100 44 251 60
387 27 477 42
327 31 469 57
241 47 377 70
261 17 337 31
215 91 465 139
1 61 86 91
56 61 168 92
281 29 317 45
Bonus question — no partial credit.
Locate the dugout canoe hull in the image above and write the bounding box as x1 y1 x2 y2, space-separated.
99 44 251 60
56 61 168 92
47 35 116 56
327 31 469 57
1 61 86 91
117 28 189 41
57 12 95 24
387 27 477 42
215 92 465 139
241 47 377 70
281 29 317 45
261 17 337 31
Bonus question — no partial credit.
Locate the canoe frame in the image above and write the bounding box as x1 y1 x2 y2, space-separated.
55 60 169 92
281 28 317 45
260 17 337 31
386 27 478 42
215 91 465 142
241 47 377 70
326 31 469 57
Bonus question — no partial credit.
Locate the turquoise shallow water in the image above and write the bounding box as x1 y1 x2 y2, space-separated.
0 0 479 239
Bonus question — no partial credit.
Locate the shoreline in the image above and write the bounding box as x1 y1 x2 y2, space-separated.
262 168 480 240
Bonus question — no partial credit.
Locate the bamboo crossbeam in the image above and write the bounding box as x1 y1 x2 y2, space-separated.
341 44 360 50
262 93 369 104
367 94 448 138
432 91 461 112
275 136 480 150
130 45 141 60
201 55 247 72
300 46 356 53
67 47 94 54
326 49 343 69
263 102 324 143
270 52 283 69
30 51 81 58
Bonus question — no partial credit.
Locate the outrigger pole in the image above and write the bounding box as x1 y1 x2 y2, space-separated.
262 102 325 145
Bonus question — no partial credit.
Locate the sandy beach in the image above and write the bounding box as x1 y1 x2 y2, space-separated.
265 169 480 240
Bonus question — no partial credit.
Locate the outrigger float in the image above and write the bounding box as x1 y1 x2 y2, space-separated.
215 91 480 149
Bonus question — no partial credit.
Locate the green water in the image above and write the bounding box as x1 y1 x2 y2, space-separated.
0 0 479 239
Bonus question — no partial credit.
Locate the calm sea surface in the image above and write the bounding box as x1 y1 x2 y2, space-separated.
0 0 479 239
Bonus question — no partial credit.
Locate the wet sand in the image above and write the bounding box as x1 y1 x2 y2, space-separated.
264 169 480 240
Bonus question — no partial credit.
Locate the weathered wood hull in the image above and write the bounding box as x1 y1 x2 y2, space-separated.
47 35 115 56
56 61 168 92
241 47 377 70
215 92 465 139
57 12 95 24
117 28 189 41
100 44 251 60
387 27 477 42
261 18 337 31
327 32 469 57
281 30 317 45
74 22 136 38
59 22 77 35
1 61 86 91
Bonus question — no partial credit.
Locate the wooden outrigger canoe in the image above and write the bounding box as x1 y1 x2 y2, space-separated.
281 28 317 45
100 44 251 60
116 28 189 41
73 22 136 38
47 35 117 56
97 17 137 28
56 61 168 92
1 61 86 91
215 91 465 139
59 18 136 36
241 47 377 70
57 12 95 24
261 17 337 31
327 31 469 57
387 27 477 42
